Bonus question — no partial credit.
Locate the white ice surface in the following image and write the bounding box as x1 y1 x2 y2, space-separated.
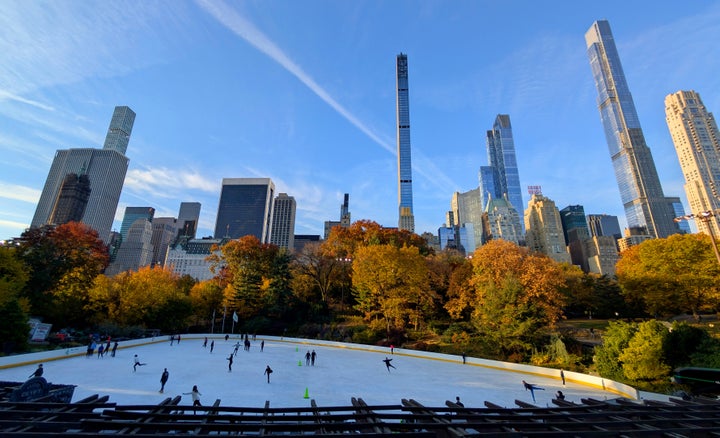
1 336 618 409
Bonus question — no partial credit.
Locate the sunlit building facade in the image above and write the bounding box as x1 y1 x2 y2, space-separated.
665 90 720 237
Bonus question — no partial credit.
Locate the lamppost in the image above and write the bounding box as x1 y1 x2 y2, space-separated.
675 210 720 266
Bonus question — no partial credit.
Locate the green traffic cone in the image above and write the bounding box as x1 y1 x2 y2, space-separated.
304 387 309 399
298 360 302 366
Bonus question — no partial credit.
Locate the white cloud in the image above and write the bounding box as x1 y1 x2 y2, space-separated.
125 167 219 196
0 182 41 203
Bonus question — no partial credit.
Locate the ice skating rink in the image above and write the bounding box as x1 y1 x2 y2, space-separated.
1 336 619 408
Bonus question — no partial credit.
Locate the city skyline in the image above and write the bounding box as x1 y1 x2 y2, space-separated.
1 2 720 241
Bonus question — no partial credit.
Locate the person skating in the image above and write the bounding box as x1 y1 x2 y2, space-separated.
260 340 264 352
522 380 545 402
97 344 104 358
203 337 208 348
29 364 43 378
264 365 273 383
133 354 147 372
183 385 202 414
210 340 214 353
159 368 169 393
383 357 396 372
305 351 311 366
311 350 316 366
227 354 233 372
233 342 240 356
111 341 118 357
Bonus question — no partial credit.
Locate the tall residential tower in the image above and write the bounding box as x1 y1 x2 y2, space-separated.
396 53 415 232
585 20 680 238
665 90 720 236
31 106 135 242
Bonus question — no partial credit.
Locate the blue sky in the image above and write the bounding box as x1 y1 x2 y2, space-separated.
1 1 719 241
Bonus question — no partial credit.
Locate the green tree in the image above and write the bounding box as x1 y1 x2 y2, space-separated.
593 320 637 380
619 320 671 381
0 246 30 353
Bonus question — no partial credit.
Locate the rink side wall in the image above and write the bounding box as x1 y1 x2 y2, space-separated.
0 334 639 400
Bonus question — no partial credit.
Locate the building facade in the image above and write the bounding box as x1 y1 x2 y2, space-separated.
177 202 201 241
49 172 91 226
396 53 415 232
524 193 571 263
150 217 177 267
31 106 135 242
214 178 275 242
324 193 351 239
482 195 522 246
166 238 228 281
587 214 622 240
119 207 155 242
451 189 483 251
270 193 296 251
585 20 680 239
665 90 720 237
106 218 153 276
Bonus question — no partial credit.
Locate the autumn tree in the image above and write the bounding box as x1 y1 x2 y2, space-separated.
450 240 566 360
88 266 192 332
215 236 293 327
290 242 351 313
616 234 720 317
189 279 225 327
16 222 109 325
352 244 437 336
323 220 433 260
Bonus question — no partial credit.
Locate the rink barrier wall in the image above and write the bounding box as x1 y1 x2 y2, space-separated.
0 334 639 400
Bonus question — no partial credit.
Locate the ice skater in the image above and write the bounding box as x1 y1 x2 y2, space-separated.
29 364 43 378
97 344 104 358
111 341 118 357
311 350 316 366
133 354 147 372
159 368 169 393
260 340 264 352
203 337 208 348
227 354 233 372
560 370 565 385
305 351 311 366
383 357 396 372
264 365 273 383
522 380 545 402
461 352 466 364
183 385 202 413
210 340 214 353
233 341 240 356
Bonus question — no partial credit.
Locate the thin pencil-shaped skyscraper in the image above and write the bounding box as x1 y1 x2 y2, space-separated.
396 53 415 232
585 20 680 238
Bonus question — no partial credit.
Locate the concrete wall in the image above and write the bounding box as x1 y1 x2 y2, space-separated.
0 334 639 400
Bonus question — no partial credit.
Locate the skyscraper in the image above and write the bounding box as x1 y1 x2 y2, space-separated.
119 207 155 242
585 20 680 238
31 106 135 242
524 193 571 263
396 53 415 232
587 214 622 240
665 90 720 237
270 193 296 251
214 178 275 242
177 202 201 241
48 172 91 225
479 115 524 236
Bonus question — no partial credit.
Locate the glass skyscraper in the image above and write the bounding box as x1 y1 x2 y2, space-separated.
31 106 135 242
480 114 524 235
214 178 275 242
665 90 720 236
396 53 415 232
585 20 680 238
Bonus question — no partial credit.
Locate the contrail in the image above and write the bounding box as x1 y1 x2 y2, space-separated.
195 0 461 193
195 0 393 154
